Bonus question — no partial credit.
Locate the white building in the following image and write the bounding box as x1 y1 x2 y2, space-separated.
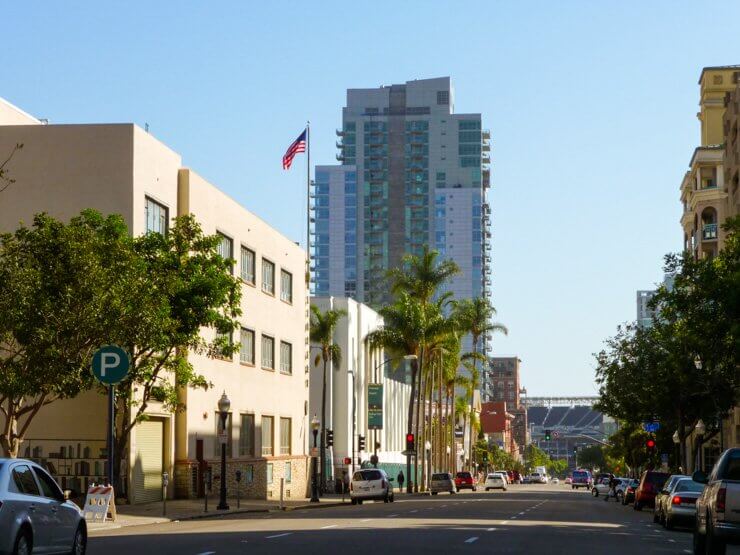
309 297 411 486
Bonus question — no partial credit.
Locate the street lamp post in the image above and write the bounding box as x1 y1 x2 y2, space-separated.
425 440 432 492
310 415 320 503
672 430 681 472
217 392 231 511
695 419 706 473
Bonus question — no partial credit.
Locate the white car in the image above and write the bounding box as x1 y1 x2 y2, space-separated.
531 472 548 484
484 472 508 491
350 469 394 504
493 470 509 484
552 477 560 484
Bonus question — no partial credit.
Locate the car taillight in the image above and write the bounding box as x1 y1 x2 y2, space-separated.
717 486 726 513
672 496 682 505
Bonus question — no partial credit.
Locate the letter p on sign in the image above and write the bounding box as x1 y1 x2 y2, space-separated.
92 345 130 385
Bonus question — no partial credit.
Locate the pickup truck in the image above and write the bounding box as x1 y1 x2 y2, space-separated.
693 447 740 554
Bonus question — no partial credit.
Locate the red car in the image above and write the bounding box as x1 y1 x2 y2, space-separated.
633 470 670 510
455 471 477 492
512 470 522 484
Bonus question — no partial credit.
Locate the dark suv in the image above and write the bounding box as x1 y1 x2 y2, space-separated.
634 470 669 510
455 471 477 492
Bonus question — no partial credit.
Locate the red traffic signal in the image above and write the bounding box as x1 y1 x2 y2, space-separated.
406 433 415 451
646 439 656 449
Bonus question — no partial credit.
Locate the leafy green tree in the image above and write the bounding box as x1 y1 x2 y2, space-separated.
0 211 135 457
576 445 606 471
106 214 242 491
310 305 346 491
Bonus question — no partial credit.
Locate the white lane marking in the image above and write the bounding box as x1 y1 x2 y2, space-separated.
409 509 418 513
388 514 399 517
464 537 479 544
321 525 338 529
266 533 292 539
487 527 497 531
195 552 216 555
510 516 517 519
518 512 525 515
668 539 676 543
683 551 692 554
441 504 448 508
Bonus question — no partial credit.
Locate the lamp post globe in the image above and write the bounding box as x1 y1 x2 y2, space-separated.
695 419 706 436
694 355 703 370
216 392 230 511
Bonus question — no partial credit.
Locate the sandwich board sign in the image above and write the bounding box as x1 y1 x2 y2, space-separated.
83 484 117 522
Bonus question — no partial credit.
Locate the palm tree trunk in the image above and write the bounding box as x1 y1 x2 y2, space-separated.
449 389 455 472
406 356 418 493
414 347 424 492
468 333 478 471
320 357 328 493
438 357 443 472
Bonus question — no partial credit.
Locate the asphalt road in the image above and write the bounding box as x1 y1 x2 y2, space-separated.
89 483 740 554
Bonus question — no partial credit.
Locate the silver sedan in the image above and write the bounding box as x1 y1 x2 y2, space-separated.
0 458 86 554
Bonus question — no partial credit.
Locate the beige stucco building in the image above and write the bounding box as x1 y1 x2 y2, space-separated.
0 100 310 503
678 67 740 470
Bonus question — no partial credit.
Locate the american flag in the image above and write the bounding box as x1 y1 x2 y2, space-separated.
282 129 307 170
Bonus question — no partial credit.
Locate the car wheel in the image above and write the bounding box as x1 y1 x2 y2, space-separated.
432 491 437 495
70 523 87 555
473 487 477 492
357 499 363 505
351 498 357 505
12 529 31 555
384 494 389 503
456 487 460 492
389 492 394 503
706 519 727 555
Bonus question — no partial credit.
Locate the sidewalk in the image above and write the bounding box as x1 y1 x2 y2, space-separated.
87 494 351 533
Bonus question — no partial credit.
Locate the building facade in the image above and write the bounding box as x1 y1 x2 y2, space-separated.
309 297 411 486
486 357 527 454
313 77 492 351
480 401 518 458
0 102 310 503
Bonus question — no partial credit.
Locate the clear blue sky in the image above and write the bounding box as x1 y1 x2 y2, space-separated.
5 1 739 396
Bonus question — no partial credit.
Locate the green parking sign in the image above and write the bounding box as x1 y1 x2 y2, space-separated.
92 345 130 385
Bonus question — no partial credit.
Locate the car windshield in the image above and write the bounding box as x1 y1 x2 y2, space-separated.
487 474 499 479
646 473 669 486
721 451 740 480
573 471 588 478
675 480 704 493
457 472 471 478
432 473 449 480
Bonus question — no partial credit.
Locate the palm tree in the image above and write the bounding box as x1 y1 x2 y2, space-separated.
454 297 507 469
310 304 346 492
388 245 459 304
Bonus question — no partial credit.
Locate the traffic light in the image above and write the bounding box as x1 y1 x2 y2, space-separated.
326 429 334 448
358 435 365 451
545 429 552 441
646 438 656 451
406 433 415 452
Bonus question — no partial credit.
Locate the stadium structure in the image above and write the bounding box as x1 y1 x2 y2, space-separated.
525 396 616 468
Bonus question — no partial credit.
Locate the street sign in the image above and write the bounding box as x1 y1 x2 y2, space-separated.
368 383 383 430
643 422 660 433
92 345 130 385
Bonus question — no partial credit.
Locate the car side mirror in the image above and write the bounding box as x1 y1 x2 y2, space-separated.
692 471 708 484
388 478 394 482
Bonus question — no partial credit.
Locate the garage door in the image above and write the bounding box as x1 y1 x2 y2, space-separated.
132 419 163 503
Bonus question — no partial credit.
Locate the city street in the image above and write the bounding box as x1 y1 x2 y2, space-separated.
89 483 738 554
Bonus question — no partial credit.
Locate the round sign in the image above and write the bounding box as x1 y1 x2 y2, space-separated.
92 345 130 385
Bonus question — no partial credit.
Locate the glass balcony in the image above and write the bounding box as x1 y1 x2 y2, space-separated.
703 223 718 240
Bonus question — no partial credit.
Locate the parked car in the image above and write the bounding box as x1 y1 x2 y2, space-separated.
430 472 456 495
633 470 670 510
454 471 477 492
565 476 572 485
571 469 593 490
531 472 547 484
621 478 640 505
494 470 509 484
484 473 508 491
0 458 87 555
615 478 634 502
653 474 689 524
659 478 704 530
521 475 531 484
693 447 740 554
350 468 394 504
592 475 613 497
552 477 560 484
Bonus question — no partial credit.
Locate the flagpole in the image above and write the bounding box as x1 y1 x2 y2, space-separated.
306 121 311 297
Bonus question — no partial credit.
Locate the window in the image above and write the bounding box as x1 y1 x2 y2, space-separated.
280 341 292 374
280 270 293 303
261 335 275 369
262 416 274 456
11 465 40 495
145 197 168 235
280 417 292 455
34 467 63 501
284 461 292 483
262 259 275 294
267 463 273 484
239 414 255 457
245 464 254 483
217 233 234 274
437 90 449 105
241 247 255 284
214 413 233 457
239 328 255 365
215 330 232 359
